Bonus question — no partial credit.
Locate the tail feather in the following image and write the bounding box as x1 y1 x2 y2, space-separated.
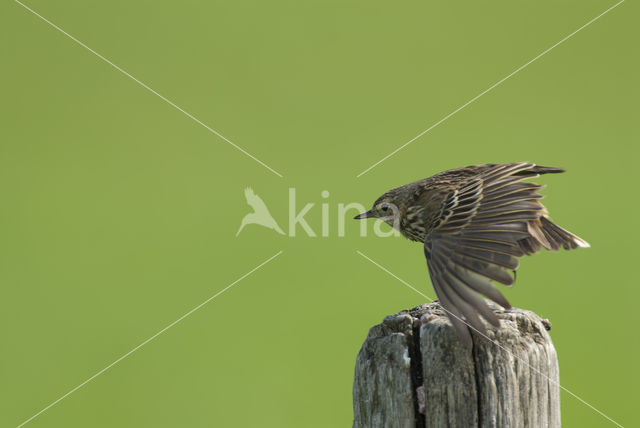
520 216 589 254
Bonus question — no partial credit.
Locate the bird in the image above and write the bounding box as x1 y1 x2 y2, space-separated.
354 162 589 348
236 187 285 236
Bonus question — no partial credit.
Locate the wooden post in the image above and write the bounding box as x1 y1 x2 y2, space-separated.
353 302 560 428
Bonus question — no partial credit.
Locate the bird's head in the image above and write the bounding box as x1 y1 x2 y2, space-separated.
354 189 403 227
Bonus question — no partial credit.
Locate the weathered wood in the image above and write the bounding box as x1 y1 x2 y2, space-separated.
353 302 560 428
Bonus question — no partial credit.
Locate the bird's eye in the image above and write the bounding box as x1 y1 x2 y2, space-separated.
380 204 389 212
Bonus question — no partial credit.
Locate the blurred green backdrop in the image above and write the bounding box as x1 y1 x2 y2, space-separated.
2 0 638 426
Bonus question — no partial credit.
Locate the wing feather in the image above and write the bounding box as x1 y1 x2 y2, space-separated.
423 163 550 343
421 163 587 344
428 267 474 348
453 247 519 270
441 269 500 327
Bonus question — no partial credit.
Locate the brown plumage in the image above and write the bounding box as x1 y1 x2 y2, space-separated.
355 162 589 348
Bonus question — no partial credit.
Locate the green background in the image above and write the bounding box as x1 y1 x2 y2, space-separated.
2 0 637 426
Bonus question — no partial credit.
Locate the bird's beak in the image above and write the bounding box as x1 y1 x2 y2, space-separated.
354 210 373 220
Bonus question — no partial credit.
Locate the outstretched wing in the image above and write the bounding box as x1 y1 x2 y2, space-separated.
424 162 548 347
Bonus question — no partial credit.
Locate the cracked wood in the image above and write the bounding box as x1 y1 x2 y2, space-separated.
353 302 560 428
